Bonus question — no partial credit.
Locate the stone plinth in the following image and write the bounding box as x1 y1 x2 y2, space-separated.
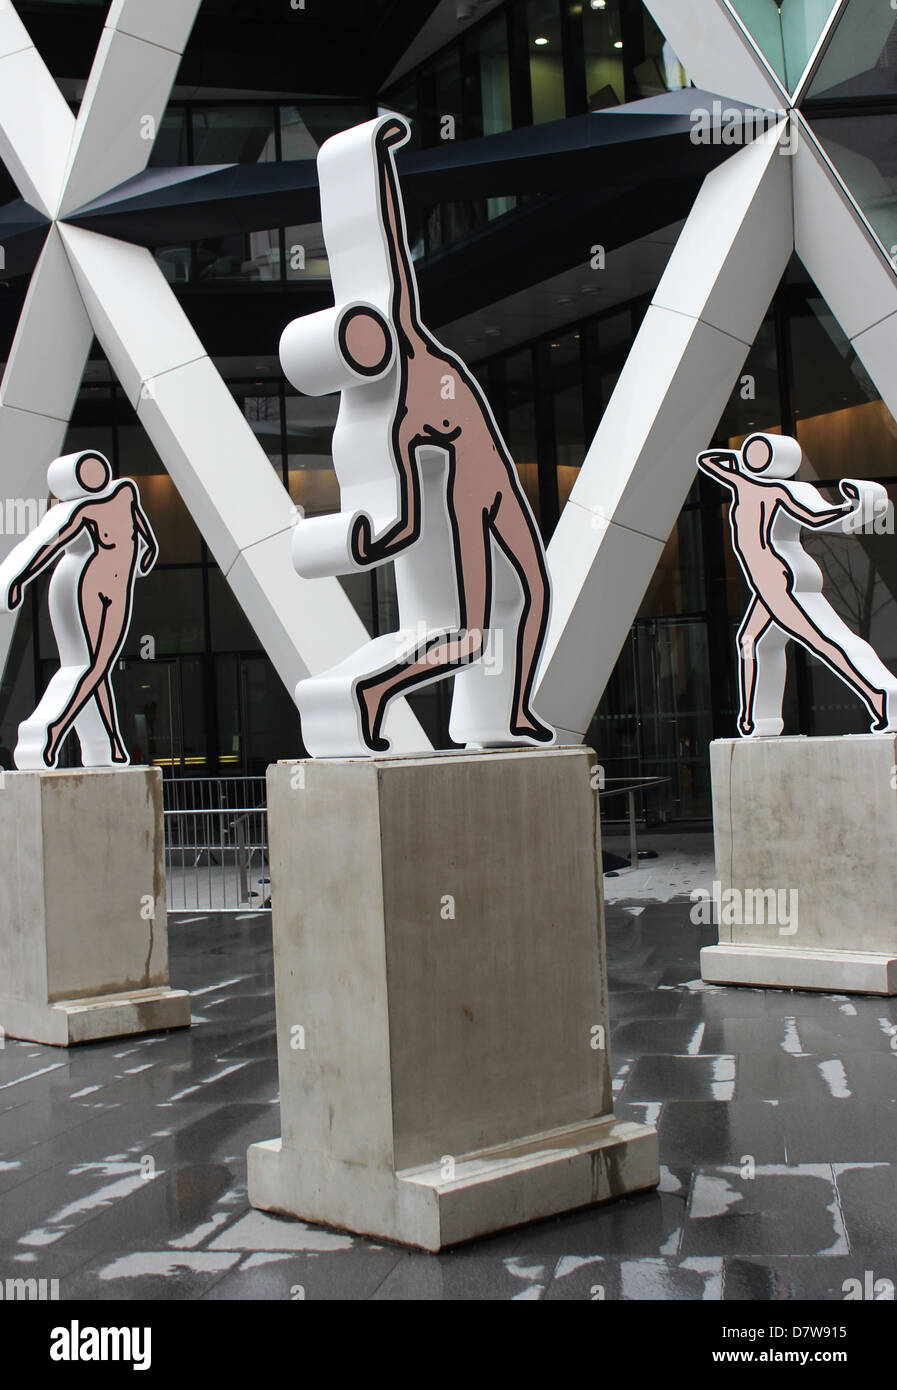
0 768 191 1045
701 735 897 995
248 748 657 1251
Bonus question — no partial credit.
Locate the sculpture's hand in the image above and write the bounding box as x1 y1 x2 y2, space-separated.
291 510 378 579
139 543 158 575
6 579 22 611
839 478 887 532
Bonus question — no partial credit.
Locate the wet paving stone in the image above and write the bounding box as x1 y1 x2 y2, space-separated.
1 904 896 1298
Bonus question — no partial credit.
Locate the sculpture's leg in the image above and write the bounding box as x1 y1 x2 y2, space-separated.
744 616 788 738
791 592 897 731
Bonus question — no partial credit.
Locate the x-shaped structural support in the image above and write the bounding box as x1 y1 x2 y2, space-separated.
1 0 893 754
534 0 897 742
0 0 429 751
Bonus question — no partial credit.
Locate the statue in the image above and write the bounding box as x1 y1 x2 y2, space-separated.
278 114 555 756
0 450 158 769
698 432 897 737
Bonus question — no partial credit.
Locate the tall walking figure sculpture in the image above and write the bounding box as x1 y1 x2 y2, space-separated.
279 114 555 756
698 433 897 737
0 451 158 769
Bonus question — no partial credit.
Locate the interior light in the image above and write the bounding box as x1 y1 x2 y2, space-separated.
614 40 623 49
591 0 607 8
535 36 549 46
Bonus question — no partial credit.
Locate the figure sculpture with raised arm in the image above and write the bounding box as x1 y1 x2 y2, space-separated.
278 113 555 756
0 451 158 769
698 432 897 737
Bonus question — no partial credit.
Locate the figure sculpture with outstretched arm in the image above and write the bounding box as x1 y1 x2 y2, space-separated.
279 114 554 756
698 433 897 737
0 451 158 769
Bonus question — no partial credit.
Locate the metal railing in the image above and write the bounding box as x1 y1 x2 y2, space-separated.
163 776 269 912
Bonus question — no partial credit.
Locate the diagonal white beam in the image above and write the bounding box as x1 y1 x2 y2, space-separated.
0 227 94 677
644 0 787 111
793 112 897 433
537 126 794 739
59 0 203 218
56 222 430 750
0 5 74 217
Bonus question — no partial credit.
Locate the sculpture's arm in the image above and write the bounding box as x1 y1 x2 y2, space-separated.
778 485 856 530
0 503 84 611
697 450 741 492
823 478 889 535
132 490 159 573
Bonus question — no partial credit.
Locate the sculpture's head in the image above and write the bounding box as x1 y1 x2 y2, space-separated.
280 300 396 398
47 450 113 501
740 433 802 479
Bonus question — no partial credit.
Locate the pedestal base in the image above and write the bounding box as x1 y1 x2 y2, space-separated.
703 735 897 996
249 1117 657 1253
0 985 191 1047
248 749 658 1250
701 943 897 996
0 767 191 1045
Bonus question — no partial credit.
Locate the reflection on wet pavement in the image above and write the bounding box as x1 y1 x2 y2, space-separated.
2 902 897 1300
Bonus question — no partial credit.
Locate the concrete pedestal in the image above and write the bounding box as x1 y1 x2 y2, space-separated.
248 748 657 1251
0 768 191 1045
701 735 897 995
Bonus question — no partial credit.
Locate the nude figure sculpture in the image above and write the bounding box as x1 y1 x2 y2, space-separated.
278 113 555 756
698 432 897 737
0 451 158 769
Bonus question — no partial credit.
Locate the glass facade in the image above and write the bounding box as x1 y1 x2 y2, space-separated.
0 0 895 825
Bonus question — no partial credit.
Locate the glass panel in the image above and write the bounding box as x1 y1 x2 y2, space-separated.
546 331 585 510
638 505 706 618
806 0 897 100
419 45 464 143
285 392 340 517
239 655 301 775
122 569 205 657
467 17 513 135
227 380 283 474
117 416 204 563
191 106 278 164
714 315 781 445
729 0 838 92
811 115 897 258
788 268 897 480
148 108 189 167
727 0 787 86
526 0 566 125
280 104 372 158
208 568 262 653
583 0 625 109
112 658 188 768
154 245 192 284
194 229 282 282
283 222 330 280
500 350 540 523
637 8 690 96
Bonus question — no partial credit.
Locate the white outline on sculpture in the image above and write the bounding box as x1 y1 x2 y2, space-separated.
698 433 897 737
280 116 555 756
0 451 158 768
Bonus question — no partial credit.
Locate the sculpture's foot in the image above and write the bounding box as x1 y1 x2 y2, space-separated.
509 711 556 746
870 689 897 733
295 672 388 757
356 681 391 753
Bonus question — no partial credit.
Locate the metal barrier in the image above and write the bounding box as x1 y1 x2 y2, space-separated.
163 776 270 912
